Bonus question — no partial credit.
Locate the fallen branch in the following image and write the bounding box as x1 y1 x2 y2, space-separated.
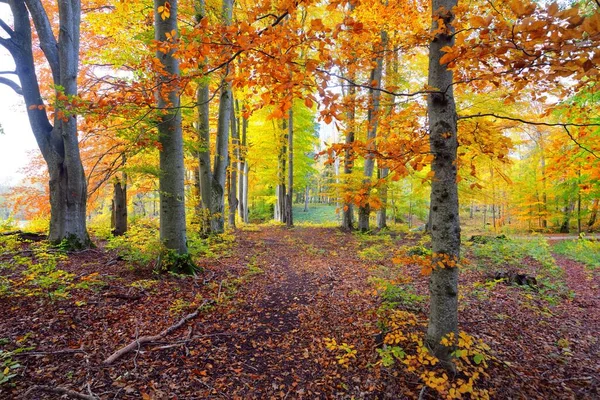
22 385 99 400
103 292 143 301
103 299 214 364
1 230 46 241
15 348 86 357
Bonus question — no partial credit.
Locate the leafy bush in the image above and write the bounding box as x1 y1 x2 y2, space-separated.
106 217 161 268
24 215 50 234
248 200 274 223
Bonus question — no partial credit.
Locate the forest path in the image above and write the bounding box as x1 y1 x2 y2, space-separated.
186 226 381 399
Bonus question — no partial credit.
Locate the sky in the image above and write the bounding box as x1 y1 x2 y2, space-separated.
0 6 38 186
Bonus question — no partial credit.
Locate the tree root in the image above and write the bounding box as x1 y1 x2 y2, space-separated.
103 299 214 364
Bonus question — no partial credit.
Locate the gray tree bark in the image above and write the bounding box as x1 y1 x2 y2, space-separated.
342 78 356 230
376 167 388 229
237 105 249 223
275 119 287 223
196 0 232 234
286 108 294 227
425 0 460 366
228 97 239 229
0 0 90 248
209 0 233 233
154 0 188 254
358 31 387 231
111 167 127 236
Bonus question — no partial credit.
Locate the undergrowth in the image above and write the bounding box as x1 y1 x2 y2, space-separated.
553 237 600 272
468 235 572 303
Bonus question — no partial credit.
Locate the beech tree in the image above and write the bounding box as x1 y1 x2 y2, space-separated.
0 0 90 247
197 0 233 234
154 0 188 256
425 0 460 364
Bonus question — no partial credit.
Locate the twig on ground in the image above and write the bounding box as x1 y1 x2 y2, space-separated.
16 348 86 357
22 385 99 400
103 299 215 364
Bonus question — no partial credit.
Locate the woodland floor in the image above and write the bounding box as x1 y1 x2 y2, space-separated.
0 226 599 399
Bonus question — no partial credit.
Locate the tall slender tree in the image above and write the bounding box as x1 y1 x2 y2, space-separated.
358 30 387 231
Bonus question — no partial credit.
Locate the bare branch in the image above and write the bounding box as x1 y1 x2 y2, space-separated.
104 299 215 364
458 112 600 159
0 70 16 74
0 76 22 94
21 385 98 400
24 0 59 80
0 18 14 36
457 113 600 128
563 126 600 160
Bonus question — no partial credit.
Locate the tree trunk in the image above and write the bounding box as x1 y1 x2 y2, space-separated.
155 0 187 254
559 200 574 233
275 119 287 223
304 186 309 212
3 0 90 248
196 0 231 234
111 171 127 236
286 108 294 227
425 0 460 366
228 97 239 229
210 81 230 233
358 31 387 232
376 167 389 229
588 199 598 231
237 102 249 224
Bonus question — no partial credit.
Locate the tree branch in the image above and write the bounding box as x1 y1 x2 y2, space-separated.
21 385 98 400
0 76 22 94
103 299 215 364
457 113 600 128
563 126 600 160
24 0 60 81
458 112 600 159
0 18 14 36
317 69 441 98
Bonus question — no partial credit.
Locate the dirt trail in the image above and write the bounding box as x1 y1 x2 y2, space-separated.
161 227 382 399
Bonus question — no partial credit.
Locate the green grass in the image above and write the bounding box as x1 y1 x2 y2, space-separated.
554 238 600 271
293 204 339 224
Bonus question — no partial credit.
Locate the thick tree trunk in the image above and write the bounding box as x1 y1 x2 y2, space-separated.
155 0 187 254
358 31 387 232
425 0 460 366
208 0 233 233
286 108 294 227
3 0 90 248
111 171 127 236
195 0 212 235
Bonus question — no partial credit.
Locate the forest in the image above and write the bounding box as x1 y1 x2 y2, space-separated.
0 0 599 398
